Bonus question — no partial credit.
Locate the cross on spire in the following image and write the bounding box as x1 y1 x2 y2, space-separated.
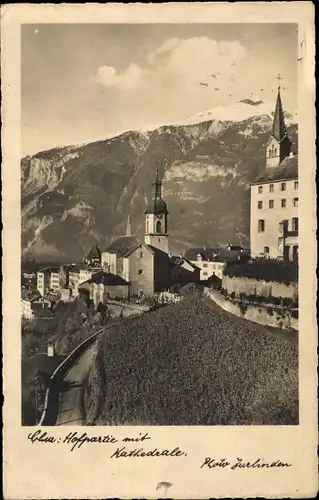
276 73 283 89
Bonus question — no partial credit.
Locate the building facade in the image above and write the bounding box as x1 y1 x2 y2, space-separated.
88 272 129 309
250 84 298 261
37 267 61 296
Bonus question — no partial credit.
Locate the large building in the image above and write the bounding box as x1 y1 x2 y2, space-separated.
184 245 249 280
37 267 61 296
101 170 199 296
250 81 298 261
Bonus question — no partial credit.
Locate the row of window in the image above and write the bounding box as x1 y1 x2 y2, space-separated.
202 263 223 269
258 198 298 209
258 217 299 233
258 181 298 194
262 245 298 258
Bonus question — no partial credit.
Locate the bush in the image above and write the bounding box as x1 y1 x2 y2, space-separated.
224 259 298 285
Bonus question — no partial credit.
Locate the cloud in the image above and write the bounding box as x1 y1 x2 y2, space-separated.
96 37 247 94
146 37 180 62
95 63 145 90
158 37 247 83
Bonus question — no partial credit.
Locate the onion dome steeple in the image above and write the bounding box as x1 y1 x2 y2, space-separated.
144 167 168 215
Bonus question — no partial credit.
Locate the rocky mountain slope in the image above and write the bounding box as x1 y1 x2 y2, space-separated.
21 99 298 262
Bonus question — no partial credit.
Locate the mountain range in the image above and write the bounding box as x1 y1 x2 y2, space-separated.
21 97 298 262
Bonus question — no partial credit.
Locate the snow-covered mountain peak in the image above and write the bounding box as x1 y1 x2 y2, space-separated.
183 95 297 126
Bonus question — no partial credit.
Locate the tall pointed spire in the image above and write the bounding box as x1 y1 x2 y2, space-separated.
266 75 292 169
272 74 288 142
126 214 131 236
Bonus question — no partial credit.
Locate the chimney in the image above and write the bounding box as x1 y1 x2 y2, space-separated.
289 151 294 158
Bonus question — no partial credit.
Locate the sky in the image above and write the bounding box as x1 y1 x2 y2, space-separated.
21 23 298 156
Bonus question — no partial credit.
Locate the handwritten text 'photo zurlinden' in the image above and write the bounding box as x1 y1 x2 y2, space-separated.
21 23 299 428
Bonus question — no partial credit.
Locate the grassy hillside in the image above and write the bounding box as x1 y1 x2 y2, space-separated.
85 296 298 425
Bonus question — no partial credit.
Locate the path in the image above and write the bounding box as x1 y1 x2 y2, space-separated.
55 341 97 426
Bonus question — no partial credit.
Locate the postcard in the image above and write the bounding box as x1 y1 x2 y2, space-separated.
2 2 317 498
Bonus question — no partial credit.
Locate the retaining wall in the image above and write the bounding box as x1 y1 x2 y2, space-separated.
204 287 298 331
222 275 298 300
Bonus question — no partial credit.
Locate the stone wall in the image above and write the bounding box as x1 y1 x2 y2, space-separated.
222 275 297 300
204 287 298 331
107 300 150 318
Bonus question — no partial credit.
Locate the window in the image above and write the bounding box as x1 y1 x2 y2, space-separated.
258 201 263 209
293 197 298 207
264 246 270 254
138 269 144 275
140 252 143 258
269 184 274 193
156 220 162 233
269 200 274 209
294 180 299 190
281 182 286 191
281 199 286 208
258 186 263 194
203 272 208 276
292 217 299 231
258 219 265 232
203 263 208 268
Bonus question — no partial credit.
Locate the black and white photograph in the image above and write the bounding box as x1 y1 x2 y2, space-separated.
20 22 301 427
2 3 317 499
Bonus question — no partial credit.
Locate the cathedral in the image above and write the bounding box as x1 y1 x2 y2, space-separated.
250 77 298 261
101 170 199 296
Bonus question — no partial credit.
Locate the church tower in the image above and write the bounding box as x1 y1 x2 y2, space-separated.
144 168 169 253
266 74 292 169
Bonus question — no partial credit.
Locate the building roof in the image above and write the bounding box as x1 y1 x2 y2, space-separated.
252 154 298 184
85 244 101 262
145 198 168 215
170 255 199 270
227 245 243 251
184 247 249 264
144 169 168 215
32 305 54 318
38 266 61 274
104 235 141 258
68 264 81 273
83 271 129 286
184 248 222 261
21 289 41 302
